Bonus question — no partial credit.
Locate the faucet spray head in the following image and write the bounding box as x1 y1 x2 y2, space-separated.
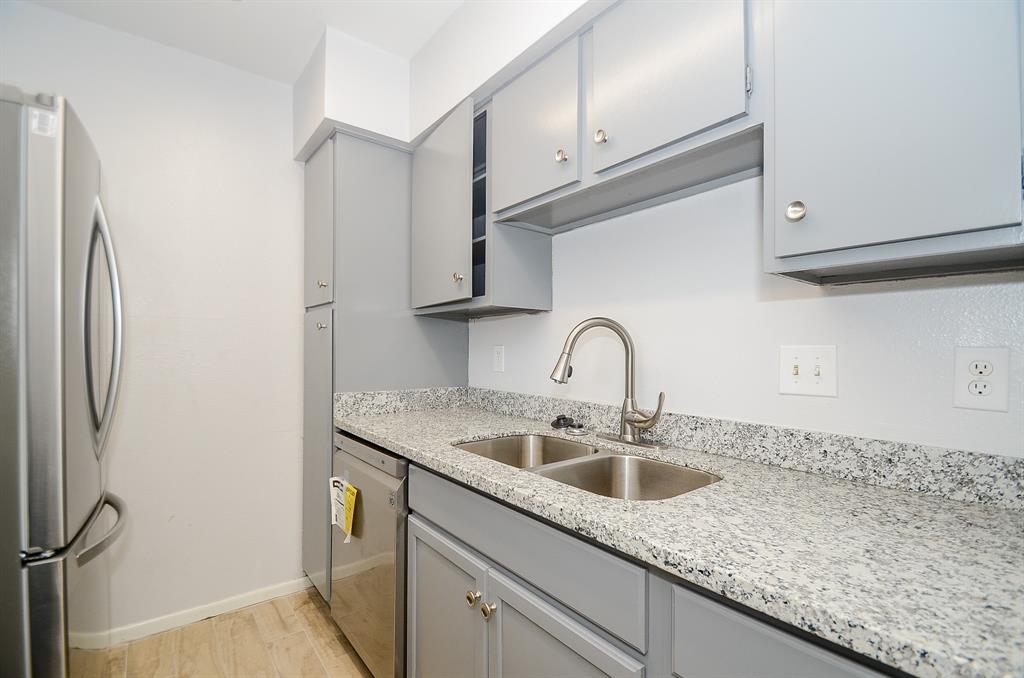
550 352 573 384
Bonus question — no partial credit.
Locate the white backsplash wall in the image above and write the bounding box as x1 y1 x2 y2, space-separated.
2 3 305 631
469 177 1024 458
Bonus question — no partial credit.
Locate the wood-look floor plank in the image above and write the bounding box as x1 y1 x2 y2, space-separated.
126 630 178 678
268 631 328 678
319 651 373 678
177 617 225 678
253 597 303 642
290 591 353 670
107 646 128 678
213 610 277 678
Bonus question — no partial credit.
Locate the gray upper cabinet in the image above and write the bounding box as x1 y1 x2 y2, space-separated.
412 99 474 308
408 515 488 678
771 0 1022 260
492 37 581 211
304 137 334 308
590 0 748 172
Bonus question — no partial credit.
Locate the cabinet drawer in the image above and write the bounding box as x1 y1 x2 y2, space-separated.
672 585 883 678
409 466 647 652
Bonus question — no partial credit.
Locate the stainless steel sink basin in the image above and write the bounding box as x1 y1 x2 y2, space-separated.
455 435 599 469
533 454 720 500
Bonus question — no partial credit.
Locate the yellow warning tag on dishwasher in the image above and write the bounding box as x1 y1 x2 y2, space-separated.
342 481 358 543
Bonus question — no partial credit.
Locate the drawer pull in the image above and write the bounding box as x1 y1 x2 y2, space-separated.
480 602 496 621
466 590 481 607
785 201 807 222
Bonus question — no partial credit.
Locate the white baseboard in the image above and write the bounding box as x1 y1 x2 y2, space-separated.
70 576 312 649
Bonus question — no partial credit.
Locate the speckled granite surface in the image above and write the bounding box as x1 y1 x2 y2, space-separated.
334 405 1024 678
335 388 1024 509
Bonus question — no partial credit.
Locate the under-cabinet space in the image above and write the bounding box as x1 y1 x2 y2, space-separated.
590 0 748 172
766 0 1023 282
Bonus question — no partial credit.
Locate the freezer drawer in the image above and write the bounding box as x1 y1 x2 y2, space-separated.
331 433 408 678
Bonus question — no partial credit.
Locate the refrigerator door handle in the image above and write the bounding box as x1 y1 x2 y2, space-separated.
87 196 124 457
20 492 127 567
75 492 127 566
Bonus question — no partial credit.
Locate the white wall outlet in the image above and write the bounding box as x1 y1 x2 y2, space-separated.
779 345 838 397
492 345 505 373
954 347 1009 411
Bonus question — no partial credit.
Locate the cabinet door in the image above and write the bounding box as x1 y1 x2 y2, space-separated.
412 99 473 308
485 570 644 678
591 0 747 172
773 0 1022 258
302 307 333 601
492 38 580 211
304 137 334 307
408 516 488 678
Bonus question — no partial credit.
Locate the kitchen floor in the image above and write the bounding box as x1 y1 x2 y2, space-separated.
70 588 373 678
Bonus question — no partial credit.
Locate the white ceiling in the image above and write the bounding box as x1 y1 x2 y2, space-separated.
32 0 464 83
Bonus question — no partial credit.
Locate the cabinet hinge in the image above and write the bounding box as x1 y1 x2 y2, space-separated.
745 65 753 97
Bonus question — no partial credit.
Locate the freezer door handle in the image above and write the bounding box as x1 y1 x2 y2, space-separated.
85 196 124 458
75 492 127 566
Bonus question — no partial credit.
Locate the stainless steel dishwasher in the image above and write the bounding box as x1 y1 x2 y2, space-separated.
330 432 408 678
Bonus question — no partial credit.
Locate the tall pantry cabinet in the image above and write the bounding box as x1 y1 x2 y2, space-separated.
302 133 468 601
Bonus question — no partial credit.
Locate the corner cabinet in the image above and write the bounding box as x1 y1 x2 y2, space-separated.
765 0 1024 283
405 466 887 678
411 100 553 318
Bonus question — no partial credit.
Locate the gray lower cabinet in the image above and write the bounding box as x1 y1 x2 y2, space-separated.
671 584 882 678
301 307 332 601
403 466 892 678
590 0 748 172
766 0 1023 282
408 515 487 678
486 569 645 678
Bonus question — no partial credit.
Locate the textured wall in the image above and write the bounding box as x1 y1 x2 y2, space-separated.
469 177 1024 458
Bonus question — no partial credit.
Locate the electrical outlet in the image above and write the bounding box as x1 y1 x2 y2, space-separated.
954 347 1009 411
492 345 505 373
779 345 837 397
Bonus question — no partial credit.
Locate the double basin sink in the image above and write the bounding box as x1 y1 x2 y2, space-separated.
455 434 719 501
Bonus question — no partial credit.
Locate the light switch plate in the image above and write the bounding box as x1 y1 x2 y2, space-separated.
953 347 1009 412
779 345 837 397
492 345 505 373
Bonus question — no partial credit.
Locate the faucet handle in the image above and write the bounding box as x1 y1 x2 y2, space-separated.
625 391 666 430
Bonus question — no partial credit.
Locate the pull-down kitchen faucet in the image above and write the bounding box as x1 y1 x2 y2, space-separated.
550 317 665 444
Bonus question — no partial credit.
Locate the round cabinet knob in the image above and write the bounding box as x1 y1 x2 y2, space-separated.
785 201 807 222
452 272 464 283
317 280 328 288
480 602 497 621
465 590 482 607
316 322 327 331
593 129 609 144
554 149 569 163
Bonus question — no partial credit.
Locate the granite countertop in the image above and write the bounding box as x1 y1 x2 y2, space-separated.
335 406 1024 678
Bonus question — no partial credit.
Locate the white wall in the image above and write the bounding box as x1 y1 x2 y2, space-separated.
1 2 305 630
469 178 1024 458
409 0 590 138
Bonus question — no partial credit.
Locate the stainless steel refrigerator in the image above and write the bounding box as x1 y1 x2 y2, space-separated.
2 85 127 678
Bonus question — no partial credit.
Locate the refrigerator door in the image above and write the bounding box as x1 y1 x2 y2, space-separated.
61 101 120 537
